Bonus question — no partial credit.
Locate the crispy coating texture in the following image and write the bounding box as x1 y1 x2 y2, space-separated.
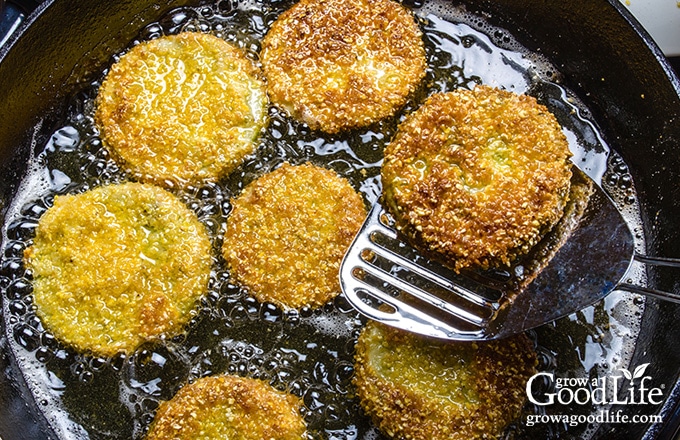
223 163 366 309
353 321 537 440
23 183 212 357
509 170 594 295
146 375 307 440
95 32 268 186
382 85 573 271
261 0 427 133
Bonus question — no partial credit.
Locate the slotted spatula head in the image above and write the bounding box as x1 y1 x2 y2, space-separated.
340 175 635 341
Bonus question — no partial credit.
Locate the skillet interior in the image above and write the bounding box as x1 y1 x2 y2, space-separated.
1 0 679 439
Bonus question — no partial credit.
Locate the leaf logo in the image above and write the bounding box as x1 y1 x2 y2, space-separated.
620 363 650 381
633 363 650 379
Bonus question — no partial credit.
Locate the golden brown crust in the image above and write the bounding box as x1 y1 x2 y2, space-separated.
223 163 366 309
353 321 537 440
23 183 212 357
508 169 594 296
382 85 573 271
146 375 307 440
261 0 427 133
95 32 268 186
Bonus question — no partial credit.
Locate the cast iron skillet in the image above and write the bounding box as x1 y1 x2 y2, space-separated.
1 0 679 439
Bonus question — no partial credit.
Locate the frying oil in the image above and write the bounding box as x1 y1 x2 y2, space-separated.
0 0 646 439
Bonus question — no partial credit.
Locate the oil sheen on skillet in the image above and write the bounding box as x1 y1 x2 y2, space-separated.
0 0 647 438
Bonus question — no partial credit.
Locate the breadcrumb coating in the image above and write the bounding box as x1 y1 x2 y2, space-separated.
382 85 573 271
353 321 537 440
95 32 268 186
23 183 212 356
223 163 366 309
261 0 427 133
146 375 307 440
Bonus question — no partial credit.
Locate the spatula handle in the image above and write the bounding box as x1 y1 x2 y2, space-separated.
634 254 680 268
619 254 680 302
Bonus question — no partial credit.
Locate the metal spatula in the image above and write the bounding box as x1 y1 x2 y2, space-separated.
340 172 680 341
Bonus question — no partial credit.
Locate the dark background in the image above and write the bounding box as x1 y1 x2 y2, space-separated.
670 57 680 77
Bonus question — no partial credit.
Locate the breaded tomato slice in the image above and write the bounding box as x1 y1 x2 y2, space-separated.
382 85 573 271
146 375 307 440
354 321 537 440
24 182 211 356
223 162 366 309
261 0 426 133
95 32 267 186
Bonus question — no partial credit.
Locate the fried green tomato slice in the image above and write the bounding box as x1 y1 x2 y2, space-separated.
261 0 427 133
146 375 307 440
23 183 212 357
95 32 268 186
354 321 537 440
382 85 573 271
223 162 366 309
